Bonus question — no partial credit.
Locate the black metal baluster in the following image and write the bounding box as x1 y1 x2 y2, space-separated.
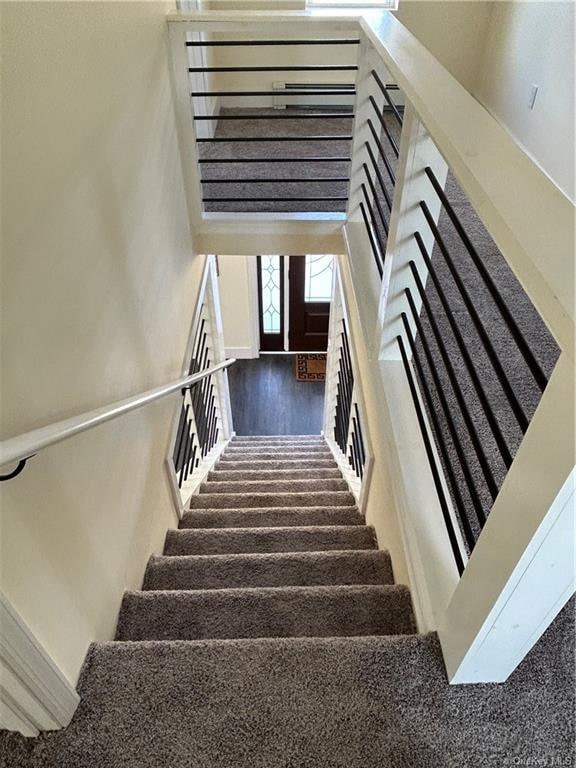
359 202 384 278
195 113 355 121
401 312 480 546
367 120 396 187
189 319 206 375
186 38 361 47
397 335 465 575
365 142 393 214
368 96 400 158
420 201 529 431
351 417 363 479
181 422 193 484
409 244 513 468
362 164 390 233
361 184 388 258
371 70 403 128
175 404 190 488
354 404 366 471
424 166 547 392
404 288 497 505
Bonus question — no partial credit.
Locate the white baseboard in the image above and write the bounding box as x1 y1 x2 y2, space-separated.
0 594 80 736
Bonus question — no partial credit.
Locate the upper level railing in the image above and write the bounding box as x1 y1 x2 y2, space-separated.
174 24 361 217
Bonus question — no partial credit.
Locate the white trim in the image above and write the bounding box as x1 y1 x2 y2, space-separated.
182 436 233 506
442 466 575 684
248 256 261 357
0 594 80 736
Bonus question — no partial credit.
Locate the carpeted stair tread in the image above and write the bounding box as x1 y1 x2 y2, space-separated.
219 451 334 462
16 622 572 768
231 435 324 443
225 444 331 454
115 584 415 641
218 458 338 470
142 550 394 590
164 525 376 555
189 490 356 509
208 468 343 481
179 506 364 529
200 478 349 494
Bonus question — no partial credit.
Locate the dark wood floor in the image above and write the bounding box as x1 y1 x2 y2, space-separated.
227 355 325 436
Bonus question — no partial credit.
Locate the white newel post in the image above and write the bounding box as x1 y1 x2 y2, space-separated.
206 256 233 442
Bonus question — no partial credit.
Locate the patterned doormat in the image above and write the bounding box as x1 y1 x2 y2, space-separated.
295 354 327 382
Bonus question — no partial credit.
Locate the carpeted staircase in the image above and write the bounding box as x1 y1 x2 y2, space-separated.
2 436 573 768
118 434 415 641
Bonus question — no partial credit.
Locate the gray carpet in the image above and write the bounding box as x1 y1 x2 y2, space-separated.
0 436 573 767
142 550 394 591
180 505 365 528
199 108 354 214
115 584 415 641
163 524 377 555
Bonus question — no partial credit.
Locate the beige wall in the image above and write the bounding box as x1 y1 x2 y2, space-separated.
394 0 493 92
475 1 575 202
0 1 203 685
218 255 260 358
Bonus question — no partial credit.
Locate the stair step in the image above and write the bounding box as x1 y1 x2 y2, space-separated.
46 633 554 767
142 550 394 591
179 506 364 529
218 458 338 470
164 525 377 555
225 444 331 455
116 584 415 641
219 451 334 463
189 491 355 509
208 468 343 481
200 478 349 495
231 436 324 441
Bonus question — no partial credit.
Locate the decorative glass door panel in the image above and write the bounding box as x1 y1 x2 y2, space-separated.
257 255 285 352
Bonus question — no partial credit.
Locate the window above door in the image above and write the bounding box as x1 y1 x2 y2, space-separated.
304 255 335 303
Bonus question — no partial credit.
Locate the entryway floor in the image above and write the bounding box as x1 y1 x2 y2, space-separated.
227 355 325 436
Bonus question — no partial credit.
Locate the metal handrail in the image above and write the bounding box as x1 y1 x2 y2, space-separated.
0 359 236 472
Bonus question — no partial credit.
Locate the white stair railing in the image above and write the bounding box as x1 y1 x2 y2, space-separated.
343 13 575 682
166 255 234 514
323 259 374 512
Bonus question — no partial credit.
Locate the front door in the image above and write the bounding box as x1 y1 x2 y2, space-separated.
288 255 334 352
